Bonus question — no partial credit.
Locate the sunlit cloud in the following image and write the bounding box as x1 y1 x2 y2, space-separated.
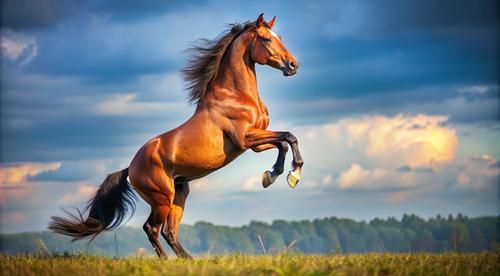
0 162 61 185
344 114 457 167
337 163 387 189
0 162 61 204
0 29 38 66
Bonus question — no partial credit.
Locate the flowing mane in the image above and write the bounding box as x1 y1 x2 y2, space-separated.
181 20 256 105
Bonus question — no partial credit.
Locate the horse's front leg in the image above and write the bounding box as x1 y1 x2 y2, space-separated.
245 129 304 188
252 141 289 188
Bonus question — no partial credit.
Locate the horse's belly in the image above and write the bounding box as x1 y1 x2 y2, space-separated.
168 130 243 180
172 150 243 181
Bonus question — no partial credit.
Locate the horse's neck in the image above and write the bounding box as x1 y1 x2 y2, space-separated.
212 36 259 102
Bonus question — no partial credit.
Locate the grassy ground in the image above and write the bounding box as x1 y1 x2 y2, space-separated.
1 253 498 275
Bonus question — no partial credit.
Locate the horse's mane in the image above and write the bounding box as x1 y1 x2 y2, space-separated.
181 20 256 106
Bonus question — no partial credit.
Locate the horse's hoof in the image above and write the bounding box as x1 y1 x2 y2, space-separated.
287 171 301 188
262 171 273 188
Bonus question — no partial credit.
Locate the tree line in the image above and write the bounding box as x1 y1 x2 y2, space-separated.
1 214 498 256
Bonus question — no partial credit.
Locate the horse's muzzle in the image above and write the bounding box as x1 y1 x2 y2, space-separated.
281 60 299 76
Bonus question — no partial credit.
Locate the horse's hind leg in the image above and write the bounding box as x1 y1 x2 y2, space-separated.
143 205 170 257
138 174 175 258
161 177 192 259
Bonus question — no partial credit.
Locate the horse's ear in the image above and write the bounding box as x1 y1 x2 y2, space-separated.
256 13 265 27
267 16 276 29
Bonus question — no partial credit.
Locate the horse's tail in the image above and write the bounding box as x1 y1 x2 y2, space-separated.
48 168 136 241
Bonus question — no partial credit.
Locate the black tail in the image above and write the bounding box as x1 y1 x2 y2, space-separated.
48 168 136 241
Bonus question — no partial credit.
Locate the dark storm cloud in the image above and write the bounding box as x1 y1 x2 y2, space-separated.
362 0 499 34
1 0 79 30
1 0 207 30
315 0 499 43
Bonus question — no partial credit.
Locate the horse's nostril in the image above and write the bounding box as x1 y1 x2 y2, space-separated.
288 61 299 70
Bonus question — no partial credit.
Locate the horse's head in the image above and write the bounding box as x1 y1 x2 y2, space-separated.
249 14 299 76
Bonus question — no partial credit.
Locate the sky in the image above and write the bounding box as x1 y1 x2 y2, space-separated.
0 0 499 233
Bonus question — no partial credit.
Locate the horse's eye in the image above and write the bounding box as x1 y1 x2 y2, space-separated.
262 37 271 44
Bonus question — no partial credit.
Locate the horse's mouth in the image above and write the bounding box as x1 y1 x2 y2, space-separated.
282 68 297 76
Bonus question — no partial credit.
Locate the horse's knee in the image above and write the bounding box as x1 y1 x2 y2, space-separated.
143 222 150 233
143 221 156 240
284 132 297 144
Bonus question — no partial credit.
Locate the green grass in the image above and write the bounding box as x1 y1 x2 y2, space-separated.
1 253 498 275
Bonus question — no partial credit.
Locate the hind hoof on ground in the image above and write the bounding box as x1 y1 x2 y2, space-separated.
262 171 274 188
287 171 301 188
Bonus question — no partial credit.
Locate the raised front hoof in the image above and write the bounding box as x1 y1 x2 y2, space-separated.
262 171 274 188
287 171 301 188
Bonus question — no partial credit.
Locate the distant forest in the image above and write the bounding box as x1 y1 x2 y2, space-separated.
1 214 498 256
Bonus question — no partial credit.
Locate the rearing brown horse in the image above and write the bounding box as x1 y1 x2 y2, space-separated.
49 14 304 258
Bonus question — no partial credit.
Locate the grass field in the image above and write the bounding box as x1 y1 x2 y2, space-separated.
1 253 498 275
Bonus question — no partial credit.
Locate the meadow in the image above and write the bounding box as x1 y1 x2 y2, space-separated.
1 253 498 276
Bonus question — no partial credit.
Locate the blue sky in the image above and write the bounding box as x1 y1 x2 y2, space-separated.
1 0 499 233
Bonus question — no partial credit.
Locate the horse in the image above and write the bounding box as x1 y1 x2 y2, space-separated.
49 13 304 258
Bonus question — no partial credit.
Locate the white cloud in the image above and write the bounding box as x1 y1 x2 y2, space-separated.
59 184 97 204
93 93 182 116
336 163 424 191
242 175 262 192
337 163 387 189
1 29 38 65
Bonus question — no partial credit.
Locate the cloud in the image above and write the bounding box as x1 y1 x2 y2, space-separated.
0 162 61 185
295 114 458 171
32 159 112 182
335 163 428 192
345 114 457 167
1 0 208 30
1 29 37 65
456 155 500 190
58 184 97 204
337 163 387 189
93 93 181 116
0 161 61 204
242 175 262 192
319 0 499 41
